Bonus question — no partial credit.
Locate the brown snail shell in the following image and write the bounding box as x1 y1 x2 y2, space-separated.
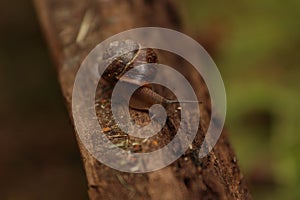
101 40 158 86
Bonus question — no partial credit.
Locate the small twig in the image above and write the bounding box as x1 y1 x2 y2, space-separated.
76 10 93 44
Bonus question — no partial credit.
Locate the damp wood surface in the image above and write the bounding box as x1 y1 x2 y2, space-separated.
34 0 252 199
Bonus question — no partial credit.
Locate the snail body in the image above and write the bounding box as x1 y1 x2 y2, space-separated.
101 40 200 111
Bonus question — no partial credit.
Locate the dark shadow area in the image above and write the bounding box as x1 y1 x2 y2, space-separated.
0 0 88 199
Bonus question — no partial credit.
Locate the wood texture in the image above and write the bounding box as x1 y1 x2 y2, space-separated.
34 0 251 199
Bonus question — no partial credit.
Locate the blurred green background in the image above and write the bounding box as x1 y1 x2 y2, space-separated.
184 1 300 200
0 0 299 199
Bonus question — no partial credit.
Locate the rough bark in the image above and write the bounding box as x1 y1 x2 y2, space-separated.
34 0 251 199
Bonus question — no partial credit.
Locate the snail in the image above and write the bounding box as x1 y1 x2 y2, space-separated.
100 39 200 111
